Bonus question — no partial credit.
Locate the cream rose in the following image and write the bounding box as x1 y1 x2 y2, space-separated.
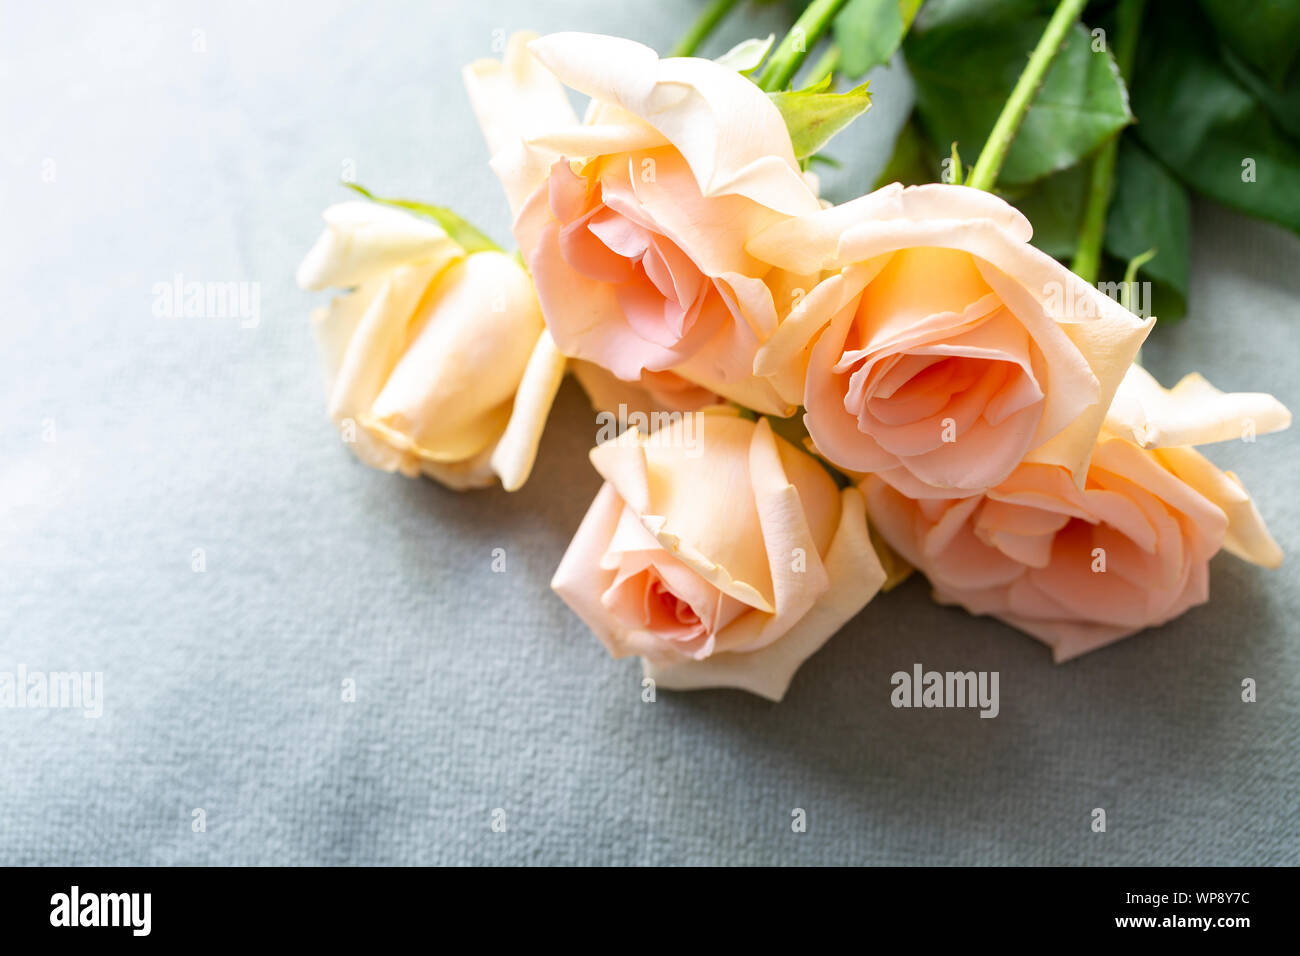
748 182 1155 498
864 366 1289 660
464 31 821 416
552 407 886 700
298 201 565 490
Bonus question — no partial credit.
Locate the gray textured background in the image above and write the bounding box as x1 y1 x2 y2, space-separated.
2 0 1297 866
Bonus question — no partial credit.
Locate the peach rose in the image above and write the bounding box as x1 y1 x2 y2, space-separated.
570 361 718 423
552 407 886 700
464 32 821 415
298 201 565 490
748 183 1154 497
864 367 1289 660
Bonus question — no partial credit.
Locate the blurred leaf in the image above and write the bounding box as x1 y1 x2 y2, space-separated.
1220 46 1300 143
874 116 940 186
903 0 1132 186
833 0 922 78
1133 2 1300 233
1197 0 1300 89
343 183 502 254
807 153 844 168
770 79 872 159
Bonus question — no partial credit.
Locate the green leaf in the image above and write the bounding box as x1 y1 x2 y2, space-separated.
806 153 844 168
715 34 775 74
1197 0 1300 89
873 116 940 187
947 141 965 185
342 182 502 254
903 0 1132 186
1220 45 1300 143
833 0 921 78
1132 2 1300 234
1004 161 1089 260
1008 138 1189 319
769 80 872 159
1103 139 1190 319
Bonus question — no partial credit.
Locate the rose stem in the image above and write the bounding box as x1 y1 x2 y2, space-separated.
757 0 849 92
803 44 841 89
1071 0 1146 284
669 0 742 58
965 0 1089 193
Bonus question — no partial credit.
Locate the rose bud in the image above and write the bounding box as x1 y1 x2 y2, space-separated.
298 201 565 490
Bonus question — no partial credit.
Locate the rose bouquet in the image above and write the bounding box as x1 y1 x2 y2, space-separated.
298 1 1292 700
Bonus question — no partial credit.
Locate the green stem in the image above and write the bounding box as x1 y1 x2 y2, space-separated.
1121 247 1156 312
966 0 1089 192
756 0 848 92
1071 0 1146 283
804 44 841 88
669 0 741 57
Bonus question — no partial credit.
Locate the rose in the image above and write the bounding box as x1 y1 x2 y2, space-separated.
298 201 565 490
864 441 1272 660
464 31 822 415
1103 363 1292 449
570 361 718 425
551 406 886 700
863 366 1289 660
748 183 1154 497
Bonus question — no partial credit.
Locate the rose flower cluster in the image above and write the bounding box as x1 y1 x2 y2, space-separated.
298 32 1289 701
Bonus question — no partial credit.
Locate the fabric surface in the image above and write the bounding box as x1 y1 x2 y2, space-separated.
2 0 1297 866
